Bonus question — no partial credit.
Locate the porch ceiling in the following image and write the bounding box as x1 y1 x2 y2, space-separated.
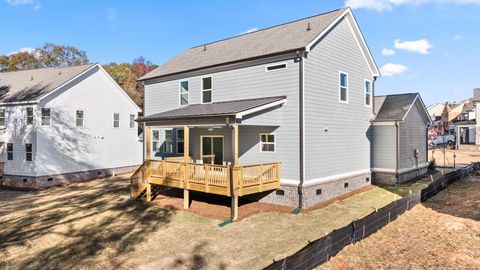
137 96 286 126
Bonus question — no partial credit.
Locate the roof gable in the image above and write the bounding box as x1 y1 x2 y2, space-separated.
373 93 431 125
141 8 379 80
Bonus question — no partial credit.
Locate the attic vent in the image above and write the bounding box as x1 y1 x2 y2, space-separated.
307 22 311 31
203 44 207 51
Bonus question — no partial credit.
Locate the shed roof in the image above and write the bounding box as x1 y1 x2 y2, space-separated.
138 96 286 122
140 8 349 80
0 64 96 103
374 93 419 121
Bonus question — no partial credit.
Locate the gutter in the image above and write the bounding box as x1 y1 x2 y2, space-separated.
395 121 400 183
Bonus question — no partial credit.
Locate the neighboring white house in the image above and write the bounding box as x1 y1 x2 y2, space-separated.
0 63 142 189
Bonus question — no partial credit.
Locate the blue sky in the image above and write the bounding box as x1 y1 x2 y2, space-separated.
1 0 479 106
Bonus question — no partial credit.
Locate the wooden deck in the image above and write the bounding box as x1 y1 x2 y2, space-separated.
130 160 280 198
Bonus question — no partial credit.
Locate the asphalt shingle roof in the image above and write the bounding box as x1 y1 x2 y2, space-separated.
0 64 95 103
138 96 286 122
373 93 419 121
140 8 347 80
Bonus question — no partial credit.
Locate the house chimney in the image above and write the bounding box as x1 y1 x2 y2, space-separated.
474 88 480 99
307 22 311 31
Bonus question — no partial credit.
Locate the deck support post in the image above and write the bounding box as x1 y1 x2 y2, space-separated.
146 183 151 202
145 127 152 202
233 196 238 221
184 126 190 163
183 189 189 209
231 124 239 221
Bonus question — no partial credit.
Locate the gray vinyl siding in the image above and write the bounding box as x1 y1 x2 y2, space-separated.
145 59 300 181
399 102 427 170
371 125 397 170
304 17 373 181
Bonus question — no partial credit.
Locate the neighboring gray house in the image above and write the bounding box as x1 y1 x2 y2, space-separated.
371 93 431 184
132 7 380 213
0 64 142 189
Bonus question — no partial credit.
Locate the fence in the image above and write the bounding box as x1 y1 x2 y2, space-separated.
264 162 480 270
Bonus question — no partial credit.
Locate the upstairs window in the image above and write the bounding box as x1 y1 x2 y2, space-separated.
177 129 184 154
339 72 348 103
25 143 32 161
129 114 135 129
7 143 13 161
266 63 287 72
26 107 34 125
260 133 275 152
365 80 372 106
76 110 84 127
202 77 212 103
113 113 120 128
0 108 5 127
41 108 51 126
152 130 160 152
164 129 173 153
179 81 189 106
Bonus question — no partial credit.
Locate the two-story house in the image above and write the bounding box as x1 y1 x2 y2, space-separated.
131 7 380 219
0 63 142 189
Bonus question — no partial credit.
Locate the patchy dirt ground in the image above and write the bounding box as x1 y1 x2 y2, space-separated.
0 175 398 270
430 148 480 167
318 175 480 270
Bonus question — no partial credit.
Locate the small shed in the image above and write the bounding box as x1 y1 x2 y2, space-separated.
371 93 432 184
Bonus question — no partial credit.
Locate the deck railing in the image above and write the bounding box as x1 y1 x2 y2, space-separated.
130 160 280 198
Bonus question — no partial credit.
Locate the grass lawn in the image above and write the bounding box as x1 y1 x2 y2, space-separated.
318 174 480 270
0 175 399 270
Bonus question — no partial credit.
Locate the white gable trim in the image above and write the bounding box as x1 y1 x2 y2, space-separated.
402 95 432 125
236 98 286 120
305 8 380 77
97 65 142 112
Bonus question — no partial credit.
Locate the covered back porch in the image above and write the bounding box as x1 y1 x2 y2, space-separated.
131 96 285 220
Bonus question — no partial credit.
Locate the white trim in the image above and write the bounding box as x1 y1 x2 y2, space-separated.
201 76 213 104
98 65 141 112
282 169 371 187
344 15 378 77
371 167 396 173
364 79 372 107
200 135 224 164
265 62 288 72
402 95 432 125
236 99 287 119
305 8 380 77
259 133 276 153
338 71 348 104
178 79 189 106
371 121 397 126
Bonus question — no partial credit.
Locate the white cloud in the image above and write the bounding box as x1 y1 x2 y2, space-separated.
240 28 259 35
380 63 408 76
452 34 463 40
382 48 396 56
5 0 41 9
346 0 480 12
8 47 35 56
394 39 433 54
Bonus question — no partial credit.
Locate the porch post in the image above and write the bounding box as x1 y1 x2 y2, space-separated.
145 126 152 202
184 125 190 209
231 124 239 221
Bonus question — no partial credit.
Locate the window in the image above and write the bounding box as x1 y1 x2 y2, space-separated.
177 129 184 154
152 130 160 152
266 63 287 72
76 110 84 127
365 80 372 106
25 143 32 161
179 81 189 106
260 133 275 152
129 114 135 129
41 108 50 126
164 129 173 153
26 107 34 125
113 113 120 128
7 143 13 161
0 108 5 127
201 77 212 103
339 72 348 103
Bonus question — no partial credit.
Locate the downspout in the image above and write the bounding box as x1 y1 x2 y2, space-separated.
395 121 400 183
297 50 305 211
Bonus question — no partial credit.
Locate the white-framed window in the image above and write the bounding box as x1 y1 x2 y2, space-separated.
179 80 189 106
41 108 51 126
26 107 34 125
113 113 120 128
129 114 135 129
25 143 32 161
339 72 348 103
260 133 275 152
364 80 372 106
7 143 13 161
201 76 212 104
152 130 160 152
177 129 184 154
76 110 85 127
164 129 173 153
265 63 287 72
0 108 5 127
